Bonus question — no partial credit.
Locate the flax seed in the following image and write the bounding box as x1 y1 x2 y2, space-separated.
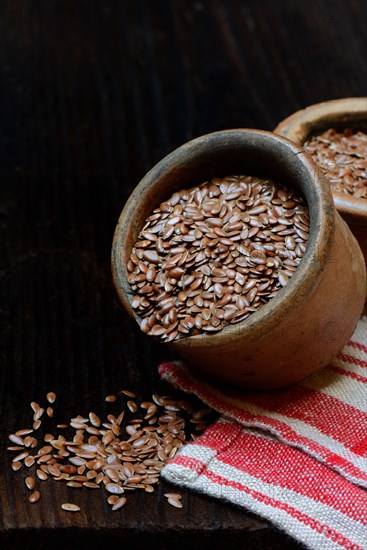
25 456 35 467
37 454 52 464
36 469 49 480
106 483 124 494
67 481 83 488
33 408 45 422
83 482 100 489
167 496 183 508
25 476 36 490
61 503 80 512
164 492 182 500
46 392 56 404
120 389 136 398
105 395 116 403
9 434 24 446
127 401 137 413
16 428 34 437
8 384 214 514
112 496 127 511
13 451 28 462
38 445 53 456
106 468 120 483
29 491 41 503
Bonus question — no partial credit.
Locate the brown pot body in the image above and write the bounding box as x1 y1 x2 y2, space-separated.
274 98 367 282
175 213 365 389
112 130 366 390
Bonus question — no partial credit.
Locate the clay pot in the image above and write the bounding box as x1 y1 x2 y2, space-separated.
274 98 367 271
112 129 366 390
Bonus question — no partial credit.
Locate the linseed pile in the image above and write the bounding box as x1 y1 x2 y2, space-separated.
128 175 310 341
8 389 213 512
304 128 367 198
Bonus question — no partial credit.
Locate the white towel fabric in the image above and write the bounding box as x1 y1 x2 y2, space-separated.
159 318 367 550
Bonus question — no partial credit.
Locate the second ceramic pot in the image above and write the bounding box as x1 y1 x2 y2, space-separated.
274 98 367 270
112 130 366 390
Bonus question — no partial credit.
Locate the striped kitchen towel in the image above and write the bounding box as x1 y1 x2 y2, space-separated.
159 317 367 550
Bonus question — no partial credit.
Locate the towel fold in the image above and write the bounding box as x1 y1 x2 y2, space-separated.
159 317 367 550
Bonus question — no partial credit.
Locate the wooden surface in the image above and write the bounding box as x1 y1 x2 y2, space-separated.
0 1 366 548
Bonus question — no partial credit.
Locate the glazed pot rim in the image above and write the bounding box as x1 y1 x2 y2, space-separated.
274 97 367 220
112 129 335 349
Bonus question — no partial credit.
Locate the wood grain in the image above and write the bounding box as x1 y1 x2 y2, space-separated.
1 0 366 548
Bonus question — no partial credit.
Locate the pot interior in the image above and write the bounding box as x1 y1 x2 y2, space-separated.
299 113 367 144
126 131 326 248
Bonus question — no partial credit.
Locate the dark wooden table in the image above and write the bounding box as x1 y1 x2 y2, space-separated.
1 1 366 548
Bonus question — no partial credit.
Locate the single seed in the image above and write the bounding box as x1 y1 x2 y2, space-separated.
70 422 86 430
106 468 120 483
61 503 80 512
164 493 182 500
126 474 143 484
29 491 41 503
25 456 35 467
9 434 24 446
127 401 137 413
167 497 183 509
120 389 136 398
72 475 88 482
67 481 83 488
25 477 36 490
16 428 33 437
13 451 28 462
89 412 101 427
83 482 100 489
278 271 289 287
38 445 52 455
106 483 124 494
46 392 56 404
112 496 127 511
37 469 49 480
105 395 116 403
37 454 52 464
33 408 45 421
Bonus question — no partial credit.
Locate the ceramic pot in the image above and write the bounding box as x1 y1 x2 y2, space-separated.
112 129 366 390
274 98 367 270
